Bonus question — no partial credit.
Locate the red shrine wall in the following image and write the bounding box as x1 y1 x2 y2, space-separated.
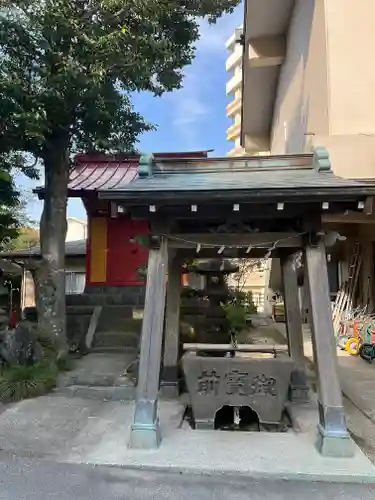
86 207 149 287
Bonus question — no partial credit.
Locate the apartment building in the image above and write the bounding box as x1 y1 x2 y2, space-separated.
226 29 270 311
238 0 375 310
226 27 245 157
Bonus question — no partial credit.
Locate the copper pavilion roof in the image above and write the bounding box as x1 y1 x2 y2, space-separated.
61 151 209 197
34 148 375 204
96 149 375 203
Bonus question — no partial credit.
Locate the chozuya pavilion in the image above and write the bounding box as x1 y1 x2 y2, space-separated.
59 148 375 456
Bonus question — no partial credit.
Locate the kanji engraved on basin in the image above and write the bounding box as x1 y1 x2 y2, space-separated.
182 353 294 429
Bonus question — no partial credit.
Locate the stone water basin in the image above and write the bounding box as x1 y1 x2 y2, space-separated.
182 352 294 429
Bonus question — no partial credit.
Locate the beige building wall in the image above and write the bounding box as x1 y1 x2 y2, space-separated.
271 0 375 180
271 0 329 154
22 218 88 308
226 259 270 312
239 0 375 307
66 217 87 242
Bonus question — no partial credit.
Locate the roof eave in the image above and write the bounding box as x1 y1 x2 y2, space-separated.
98 186 375 204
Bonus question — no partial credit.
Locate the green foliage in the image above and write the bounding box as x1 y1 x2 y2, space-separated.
0 0 241 343
0 362 58 403
2 227 40 252
0 176 19 247
0 0 240 161
230 289 257 314
182 260 200 272
181 286 200 300
223 303 247 333
0 325 74 402
0 154 38 250
56 356 74 372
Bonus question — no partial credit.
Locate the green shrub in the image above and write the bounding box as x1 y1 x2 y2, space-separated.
229 289 257 314
56 356 75 372
0 363 58 403
181 286 199 299
223 303 247 333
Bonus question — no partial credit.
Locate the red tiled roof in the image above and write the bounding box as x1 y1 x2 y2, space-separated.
69 158 139 193
67 151 209 195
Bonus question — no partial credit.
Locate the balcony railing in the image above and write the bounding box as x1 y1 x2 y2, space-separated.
226 48 242 72
226 72 242 95
226 122 241 141
226 96 242 118
227 145 246 157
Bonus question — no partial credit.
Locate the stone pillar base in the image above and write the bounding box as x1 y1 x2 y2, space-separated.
316 425 355 458
160 365 179 399
290 385 310 403
195 419 215 430
129 422 161 449
289 368 310 403
160 383 179 399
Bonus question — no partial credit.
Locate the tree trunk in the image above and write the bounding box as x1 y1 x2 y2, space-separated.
38 149 69 359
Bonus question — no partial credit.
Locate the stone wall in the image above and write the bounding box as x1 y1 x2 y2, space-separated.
66 285 145 350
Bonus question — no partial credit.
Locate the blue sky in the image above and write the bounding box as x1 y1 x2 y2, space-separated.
20 3 244 224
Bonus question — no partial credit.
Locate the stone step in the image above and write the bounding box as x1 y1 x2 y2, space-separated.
66 305 95 315
54 385 135 401
59 371 133 388
66 304 141 318
93 330 140 348
90 346 138 355
66 287 145 307
97 316 143 334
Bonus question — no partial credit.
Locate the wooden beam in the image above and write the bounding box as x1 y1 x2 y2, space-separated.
183 343 287 353
364 196 374 216
176 247 282 259
129 202 363 221
304 238 353 457
360 236 374 311
167 232 302 249
323 211 375 224
129 237 168 449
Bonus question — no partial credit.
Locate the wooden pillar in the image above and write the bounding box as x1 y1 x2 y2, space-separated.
281 253 309 402
129 237 168 449
161 253 182 398
304 238 354 457
361 239 374 312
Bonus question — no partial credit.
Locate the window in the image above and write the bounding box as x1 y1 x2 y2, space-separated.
65 272 86 295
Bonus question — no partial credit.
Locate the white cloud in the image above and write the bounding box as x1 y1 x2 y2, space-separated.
197 5 244 54
172 95 210 126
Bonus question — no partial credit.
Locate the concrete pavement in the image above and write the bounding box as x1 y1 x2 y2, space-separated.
0 395 374 483
0 322 374 484
274 322 375 424
337 354 375 424
1 455 375 500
